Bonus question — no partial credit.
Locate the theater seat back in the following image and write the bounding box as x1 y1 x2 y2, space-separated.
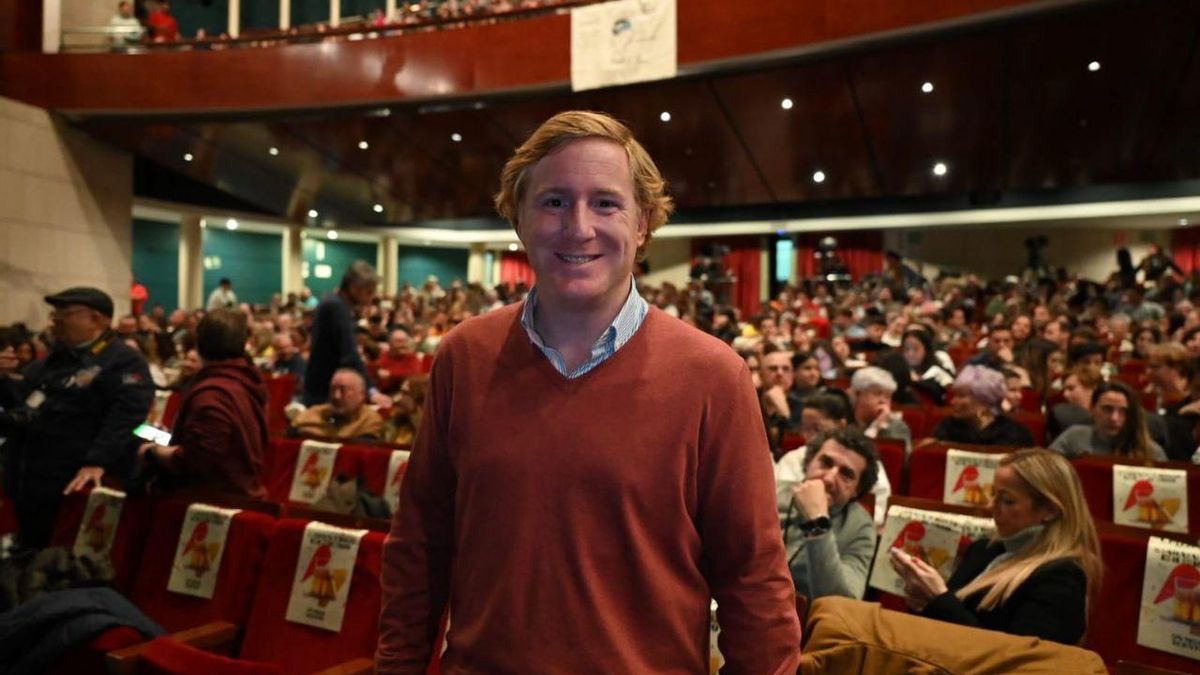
140 638 284 675
239 519 385 672
130 500 276 632
49 490 155 594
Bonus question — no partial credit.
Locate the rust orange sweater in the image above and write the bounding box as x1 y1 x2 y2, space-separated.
377 304 801 674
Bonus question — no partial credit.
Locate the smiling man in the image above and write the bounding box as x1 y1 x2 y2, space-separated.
377 111 801 673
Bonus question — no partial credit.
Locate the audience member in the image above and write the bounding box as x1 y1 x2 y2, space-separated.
137 309 268 497
304 261 390 408
932 365 1035 447
1046 364 1101 439
1051 380 1166 461
775 428 879 601
206 277 237 311
890 449 1101 645
0 288 153 549
292 368 384 440
374 328 426 394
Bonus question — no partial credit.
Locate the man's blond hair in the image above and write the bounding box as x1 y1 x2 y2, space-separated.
493 110 674 260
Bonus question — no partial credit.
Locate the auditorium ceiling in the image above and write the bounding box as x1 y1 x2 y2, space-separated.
73 0 1200 230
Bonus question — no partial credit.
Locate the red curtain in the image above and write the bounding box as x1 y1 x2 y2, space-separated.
1172 227 1200 273
499 251 536 288
793 230 884 281
692 236 764 319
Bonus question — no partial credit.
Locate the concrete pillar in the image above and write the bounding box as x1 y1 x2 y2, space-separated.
330 0 340 27
43 0 62 53
280 0 291 29
282 223 304 295
381 236 399 296
179 215 204 310
467 243 487 284
385 0 396 20
228 0 240 37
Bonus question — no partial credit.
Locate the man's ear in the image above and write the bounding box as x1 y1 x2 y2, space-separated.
635 209 649 247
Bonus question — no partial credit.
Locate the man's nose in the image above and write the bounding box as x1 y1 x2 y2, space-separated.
562 202 597 240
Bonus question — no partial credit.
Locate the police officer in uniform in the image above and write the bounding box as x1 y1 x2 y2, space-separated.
0 288 153 549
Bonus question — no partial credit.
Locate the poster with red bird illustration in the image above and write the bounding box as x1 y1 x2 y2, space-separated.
384 449 411 514
1139 536 1200 660
942 450 1005 507
166 503 241 599
289 440 341 504
286 521 367 632
71 487 125 563
1115 466 1187 533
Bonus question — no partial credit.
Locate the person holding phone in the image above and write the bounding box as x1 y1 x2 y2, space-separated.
889 448 1101 645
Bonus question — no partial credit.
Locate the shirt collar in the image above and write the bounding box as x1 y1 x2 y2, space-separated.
520 276 647 377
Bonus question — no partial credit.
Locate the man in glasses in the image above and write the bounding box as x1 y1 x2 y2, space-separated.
0 287 152 549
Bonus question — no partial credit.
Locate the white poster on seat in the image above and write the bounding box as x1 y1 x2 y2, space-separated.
289 440 341 504
72 487 126 563
1114 465 1188 533
943 449 1004 507
1138 536 1200 661
868 505 995 597
384 449 411 515
571 0 676 92
166 504 241 599
285 521 367 632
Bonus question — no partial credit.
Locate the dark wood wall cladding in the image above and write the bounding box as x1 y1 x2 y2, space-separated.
0 0 43 53
1 0 1045 114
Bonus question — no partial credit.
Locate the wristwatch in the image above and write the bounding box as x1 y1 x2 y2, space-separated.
799 515 831 538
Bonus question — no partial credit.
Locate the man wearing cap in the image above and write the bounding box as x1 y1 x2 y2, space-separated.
0 287 153 549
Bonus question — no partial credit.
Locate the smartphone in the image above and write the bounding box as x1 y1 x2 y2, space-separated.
133 423 172 446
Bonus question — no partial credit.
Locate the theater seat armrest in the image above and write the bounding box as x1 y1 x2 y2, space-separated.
106 621 240 674
312 657 375 675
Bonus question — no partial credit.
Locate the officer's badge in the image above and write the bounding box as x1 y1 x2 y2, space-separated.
70 365 102 388
122 373 144 385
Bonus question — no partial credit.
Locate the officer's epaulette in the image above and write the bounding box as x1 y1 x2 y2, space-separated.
90 338 110 355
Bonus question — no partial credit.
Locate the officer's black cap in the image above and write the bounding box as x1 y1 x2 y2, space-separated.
44 287 114 317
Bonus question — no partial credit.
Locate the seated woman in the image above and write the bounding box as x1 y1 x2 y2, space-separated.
932 365 1034 447
890 448 1102 645
791 350 829 402
1051 380 1167 461
901 327 955 402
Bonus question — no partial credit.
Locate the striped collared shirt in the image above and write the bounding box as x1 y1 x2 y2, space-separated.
519 276 648 379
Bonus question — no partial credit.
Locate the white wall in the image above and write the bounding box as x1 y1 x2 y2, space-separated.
640 236 692 288
883 225 1170 283
0 96 134 327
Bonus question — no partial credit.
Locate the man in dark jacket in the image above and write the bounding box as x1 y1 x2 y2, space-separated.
0 288 153 549
138 309 268 498
303 260 390 409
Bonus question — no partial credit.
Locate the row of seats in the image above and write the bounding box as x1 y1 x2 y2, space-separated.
41 490 432 675
876 496 1198 673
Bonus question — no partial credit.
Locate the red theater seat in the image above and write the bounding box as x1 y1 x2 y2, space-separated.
49 489 155 594
161 391 184 430
1086 524 1199 672
1072 456 1200 535
1012 411 1047 446
907 441 1013 502
237 519 385 672
264 375 298 436
896 406 927 442
874 437 907 496
138 638 285 675
129 500 276 631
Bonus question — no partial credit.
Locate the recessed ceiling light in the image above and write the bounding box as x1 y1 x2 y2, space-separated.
659 111 671 122
226 218 238 230
508 243 519 252
921 81 934 94
1088 61 1101 72
932 161 948 177
423 240 433 246
1180 218 1190 227
268 147 279 156
183 153 193 162
373 203 384 213
327 230 339 240
450 132 462 143
358 140 369 150
780 98 794 110
812 170 826 183
307 209 319 218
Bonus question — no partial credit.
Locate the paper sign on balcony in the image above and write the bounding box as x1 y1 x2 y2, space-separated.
72 487 126 564
289 440 341 504
1138 536 1200 661
166 504 241 599
1114 465 1188 533
943 449 1004 507
384 449 411 515
571 0 676 92
285 521 367 632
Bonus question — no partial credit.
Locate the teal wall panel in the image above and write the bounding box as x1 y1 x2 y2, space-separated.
293 0 331 26
341 0 386 19
202 229 282 306
241 1 280 30
397 246 469 289
172 0 229 38
303 238 378 299
132 219 179 314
